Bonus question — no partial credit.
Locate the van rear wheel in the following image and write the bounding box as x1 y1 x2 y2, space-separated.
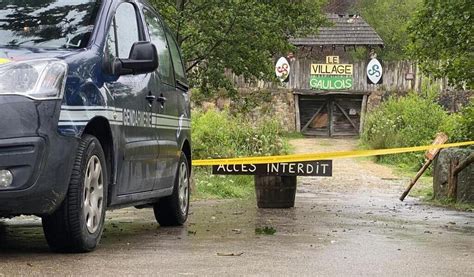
42 135 107 253
153 152 190 226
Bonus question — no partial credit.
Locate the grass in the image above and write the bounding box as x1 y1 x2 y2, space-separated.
282 132 305 139
192 168 254 200
255 227 277 235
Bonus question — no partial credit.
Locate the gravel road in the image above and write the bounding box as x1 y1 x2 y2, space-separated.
1 138 473 276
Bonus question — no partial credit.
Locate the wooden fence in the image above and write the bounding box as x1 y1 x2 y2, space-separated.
230 60 448 94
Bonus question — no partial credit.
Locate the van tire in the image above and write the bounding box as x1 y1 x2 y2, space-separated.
154 153 190 226
42 135 107 253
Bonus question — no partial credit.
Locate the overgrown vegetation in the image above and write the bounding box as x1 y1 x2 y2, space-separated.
192 109 290 159
356 0 422 61
441 102 474 143
152 0 327 95
361 91 473 171
192 109 290 199
408 0 473 89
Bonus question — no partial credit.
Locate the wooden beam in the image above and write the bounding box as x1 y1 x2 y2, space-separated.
400 159 433 201
328 98 334 137
400 133 449 201
301 104 325 133
454 153 474 176
448 153 474 199
359 95 368 134
295 94 301 132
334 102 358 130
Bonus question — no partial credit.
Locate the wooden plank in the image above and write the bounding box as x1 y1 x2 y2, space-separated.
359 94 368 134
328 99 334 137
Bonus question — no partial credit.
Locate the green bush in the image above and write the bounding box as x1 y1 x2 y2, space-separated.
191 109 290 199
361 93 448 169
442 101 474 142
192 109 289 159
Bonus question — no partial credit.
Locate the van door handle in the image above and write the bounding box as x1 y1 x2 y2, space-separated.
146 93 156 104
157 96 167 104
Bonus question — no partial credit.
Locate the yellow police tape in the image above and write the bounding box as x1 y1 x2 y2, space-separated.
192 141 474 166
0 58 11 65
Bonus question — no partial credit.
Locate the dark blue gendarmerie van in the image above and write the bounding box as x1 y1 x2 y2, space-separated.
0 0 191 252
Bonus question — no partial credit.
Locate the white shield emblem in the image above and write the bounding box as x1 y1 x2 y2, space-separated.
367 58 383 84
275 57 290 82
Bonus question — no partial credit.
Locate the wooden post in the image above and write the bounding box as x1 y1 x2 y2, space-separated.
400 159 433 201
400 133 448 201
328 98 334 137
295 94 301 132
447 153 474 200
447 159 459 199
359 94 368 135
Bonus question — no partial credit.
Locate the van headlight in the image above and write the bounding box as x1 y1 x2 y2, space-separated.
0 59 68 100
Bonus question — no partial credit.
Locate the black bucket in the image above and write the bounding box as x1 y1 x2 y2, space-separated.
254 176 297 208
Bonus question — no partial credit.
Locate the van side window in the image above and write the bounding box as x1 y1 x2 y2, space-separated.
143 9 174 85
107 3 140 59
166 32 186 84
105 19 118 59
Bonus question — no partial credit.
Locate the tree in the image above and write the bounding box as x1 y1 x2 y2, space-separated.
356 0 422 61
0 0 97 48
151 0 327 94
408 0 473 89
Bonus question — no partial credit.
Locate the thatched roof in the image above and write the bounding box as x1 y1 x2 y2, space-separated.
290 14 384 47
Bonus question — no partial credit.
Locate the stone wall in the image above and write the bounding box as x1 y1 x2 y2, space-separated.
234 88 296 132
433 148 474 204
267 89 296 132
198 88 297 132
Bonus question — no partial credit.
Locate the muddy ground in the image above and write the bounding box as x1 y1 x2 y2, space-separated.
1 138 473 276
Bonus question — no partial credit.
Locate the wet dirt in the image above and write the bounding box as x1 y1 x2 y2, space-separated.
1 138 473 276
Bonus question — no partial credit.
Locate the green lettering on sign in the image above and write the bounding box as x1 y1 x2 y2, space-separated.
310 76 353 90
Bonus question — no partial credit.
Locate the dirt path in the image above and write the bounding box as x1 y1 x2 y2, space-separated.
291 138 399 192
1 138 473 276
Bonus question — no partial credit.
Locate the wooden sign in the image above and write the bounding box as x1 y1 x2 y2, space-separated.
311 64 353 76
310 76 353 90
275 57 290 82
310 56 353 90
212 161 333 177
367 58 383 84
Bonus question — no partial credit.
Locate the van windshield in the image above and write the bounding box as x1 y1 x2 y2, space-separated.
0 0 101 49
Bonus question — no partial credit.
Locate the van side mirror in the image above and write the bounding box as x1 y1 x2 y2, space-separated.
113 41 158 76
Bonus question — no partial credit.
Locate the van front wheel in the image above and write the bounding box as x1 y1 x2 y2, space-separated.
42 135 107 253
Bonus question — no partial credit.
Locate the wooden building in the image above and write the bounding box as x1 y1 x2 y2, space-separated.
289 13 384 137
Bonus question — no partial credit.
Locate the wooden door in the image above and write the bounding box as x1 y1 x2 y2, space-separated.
299 95 363 137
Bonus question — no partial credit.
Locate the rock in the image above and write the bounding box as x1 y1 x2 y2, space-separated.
433 148 474 203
